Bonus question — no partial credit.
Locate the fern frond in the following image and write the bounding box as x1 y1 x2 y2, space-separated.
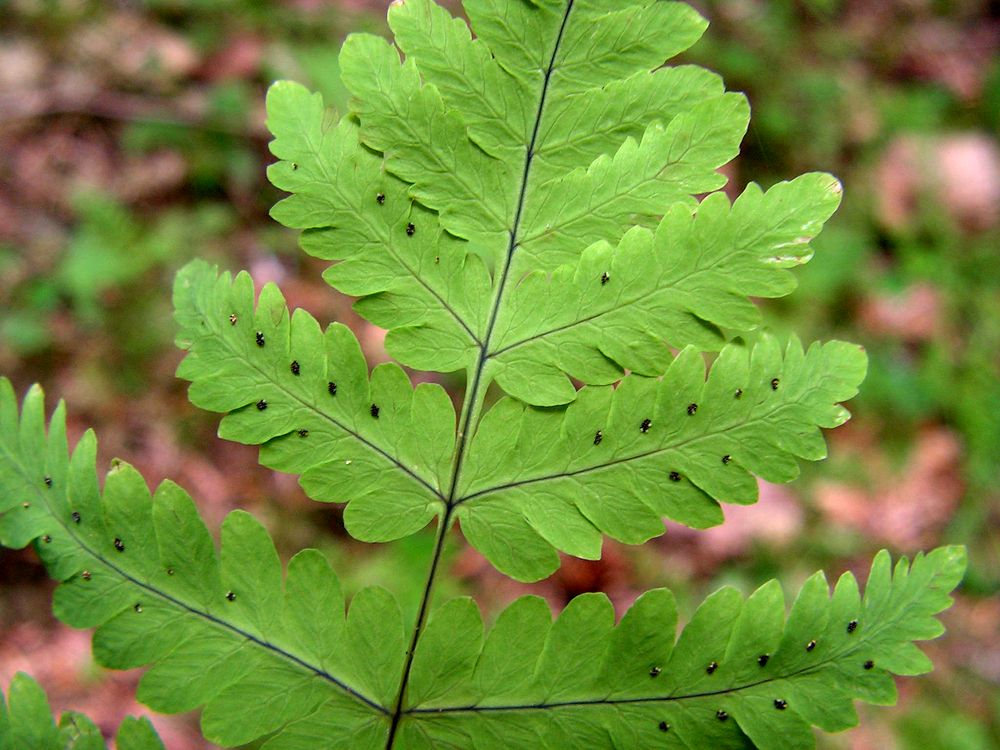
266 82 492 373
1 672 164 750
173 260 453 542
395 546 966 748
488 174 844 405
458 336 867 581
0 381 395 747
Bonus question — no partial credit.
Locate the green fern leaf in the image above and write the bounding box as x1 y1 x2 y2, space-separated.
487 174 844 405
0 672 164 750
0 381 395 747
396 546 965 748
0 382 967 748
457 336 867 581
266 81 492 373
173 260 454 542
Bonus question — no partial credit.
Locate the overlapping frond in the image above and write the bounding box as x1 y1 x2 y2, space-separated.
173 260 453 542
0 673 163 750
458 336 867 581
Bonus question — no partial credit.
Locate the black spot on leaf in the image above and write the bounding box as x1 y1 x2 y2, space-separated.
71 511 81 524
864 660 874 670
806 639 817 652
406 222 415 236
42 535 51 544
847 619 858 633
229 313 237 326
649 666 661 678
166 567 175 576
668 471 681 482
600 271 610 285
734 388 743 399
134 603 143 613
298 429 309 438
257 400 268 411
376 192 385 205
226 591 236 602
370 404 380 419
290 360 300 376
758 654 770 667
722 454 732 464
640 418 652 433
687 403 698 415
593 430 603 445
114 538 125 552
81 570 91 581
771 378 780 390
291 162 298 171
706 661 718 674
44 476 51 488
716 710 728 721
256 331 265 347
328 381 338 396
774 699 787 710
658 721 670 732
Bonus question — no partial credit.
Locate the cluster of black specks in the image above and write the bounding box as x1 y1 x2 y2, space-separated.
863 660 875 670
71 511 81 524
657 721 670 733
600 271 610 285
406 222 416 236
290 360 300 376
706 661 718 675
734 388 743 399
847 619 859 634
722 454 732 465
370 404 380 419
226 591 236 602
774 699 787 711
44 476 52 488
81 570 92 581
256 331 265 347
257 400 268 411
328 381 338 396
42 535 51 544
298 429 309 438
716 710 728 722
805 639 817 652
668 471 681 482
229 313 238 326
114 537 125 552
376 192 385 205
771 378 780 391
758 653 770 667
649 666 661 678
640 418 652 433
593 430 603 446
686 403 698 415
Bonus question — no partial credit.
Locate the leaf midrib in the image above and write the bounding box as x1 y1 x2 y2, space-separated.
455 395 811 506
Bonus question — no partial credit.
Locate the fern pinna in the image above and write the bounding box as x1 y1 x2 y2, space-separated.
0 1 964 748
